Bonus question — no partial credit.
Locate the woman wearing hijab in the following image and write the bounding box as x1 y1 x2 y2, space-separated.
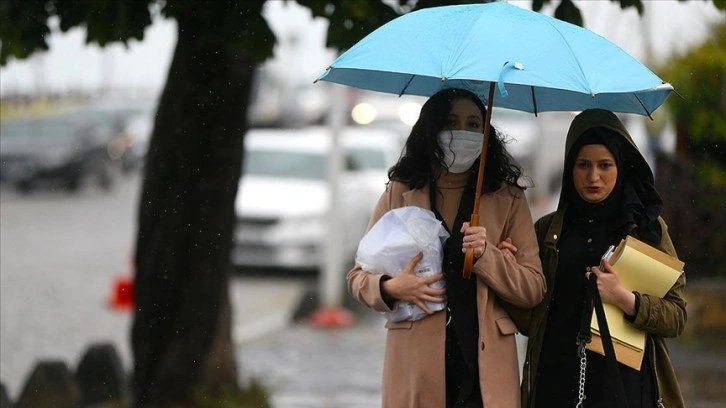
347 87 545 408
519 109 687 407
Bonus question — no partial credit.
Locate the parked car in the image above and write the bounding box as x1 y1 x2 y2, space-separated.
232 126 403 272
0 115 121 193
0 98 155 193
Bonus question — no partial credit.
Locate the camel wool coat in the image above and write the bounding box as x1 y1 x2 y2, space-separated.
347 180 546 408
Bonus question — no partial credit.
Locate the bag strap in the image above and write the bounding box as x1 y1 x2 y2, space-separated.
576 273 630 408
576 276 594 345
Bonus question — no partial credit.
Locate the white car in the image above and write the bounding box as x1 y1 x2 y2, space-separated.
232 126 403 272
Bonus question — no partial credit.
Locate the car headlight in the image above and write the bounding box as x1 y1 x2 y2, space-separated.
273 214 327 243
351 103 377 125
398 102 421 126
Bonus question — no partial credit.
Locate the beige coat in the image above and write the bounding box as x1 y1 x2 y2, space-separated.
347 180 545 408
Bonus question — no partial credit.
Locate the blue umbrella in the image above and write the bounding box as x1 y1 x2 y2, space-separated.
315 1 672 117
315 1 673 277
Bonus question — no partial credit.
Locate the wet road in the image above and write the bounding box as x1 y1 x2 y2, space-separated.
0 175 138 397
238 315 387 408
0 173 308 400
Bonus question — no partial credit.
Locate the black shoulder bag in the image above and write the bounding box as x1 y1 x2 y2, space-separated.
575 273 630 408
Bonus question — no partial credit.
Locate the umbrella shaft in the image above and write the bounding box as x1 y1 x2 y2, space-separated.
463 83 495 280
471 83 496 220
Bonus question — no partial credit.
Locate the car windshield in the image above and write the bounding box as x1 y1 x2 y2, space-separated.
244 150 327 180
0 119 78 149
347 146 387 171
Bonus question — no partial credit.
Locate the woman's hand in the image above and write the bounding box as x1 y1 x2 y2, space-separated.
461 222 487 259
381 252 446 314
586 259 636 316
498 237 518 263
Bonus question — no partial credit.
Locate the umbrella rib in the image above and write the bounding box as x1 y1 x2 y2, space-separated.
530 86 539 117
398 75 416 97
543 19 592 94
634 94 654 120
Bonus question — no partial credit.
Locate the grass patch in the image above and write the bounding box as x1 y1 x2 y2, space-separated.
191 378 271 408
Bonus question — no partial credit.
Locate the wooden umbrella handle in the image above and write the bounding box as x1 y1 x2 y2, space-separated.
462 213 480 279
462 83 495 279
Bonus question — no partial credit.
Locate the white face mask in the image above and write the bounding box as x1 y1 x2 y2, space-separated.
438 130 483 173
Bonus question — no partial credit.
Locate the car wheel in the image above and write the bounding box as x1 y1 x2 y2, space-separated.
16 179 35 194
64 176 81 192
98 162 117 191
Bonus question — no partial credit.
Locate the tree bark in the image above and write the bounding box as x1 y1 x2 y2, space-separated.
130 16 255 405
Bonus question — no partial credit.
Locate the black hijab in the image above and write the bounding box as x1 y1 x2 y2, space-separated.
561 110 664 245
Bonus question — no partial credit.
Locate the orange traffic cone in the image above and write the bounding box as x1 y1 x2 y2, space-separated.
307 306 356 328
109 255 135 311
109 276 135 311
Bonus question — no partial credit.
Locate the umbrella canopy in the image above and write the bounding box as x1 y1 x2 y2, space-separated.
315 1 672 117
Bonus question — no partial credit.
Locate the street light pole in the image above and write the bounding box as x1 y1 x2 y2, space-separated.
309 83 355 327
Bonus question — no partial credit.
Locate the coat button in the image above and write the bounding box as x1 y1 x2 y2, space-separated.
553 234 558 240
481 341 485 350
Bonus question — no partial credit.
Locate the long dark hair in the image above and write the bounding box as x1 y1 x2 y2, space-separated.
388 87 522 192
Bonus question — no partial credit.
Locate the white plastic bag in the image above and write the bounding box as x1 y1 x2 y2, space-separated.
355 206 450 322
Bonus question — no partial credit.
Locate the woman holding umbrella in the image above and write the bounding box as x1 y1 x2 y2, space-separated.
519 109 686 407
347 87 546 408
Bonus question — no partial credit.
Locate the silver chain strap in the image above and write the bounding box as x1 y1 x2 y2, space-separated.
576 344 588 408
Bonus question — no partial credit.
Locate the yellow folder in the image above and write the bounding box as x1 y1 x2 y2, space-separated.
587 235 684 370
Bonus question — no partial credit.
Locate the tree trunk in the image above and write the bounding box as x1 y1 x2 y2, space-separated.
130 16 255 405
